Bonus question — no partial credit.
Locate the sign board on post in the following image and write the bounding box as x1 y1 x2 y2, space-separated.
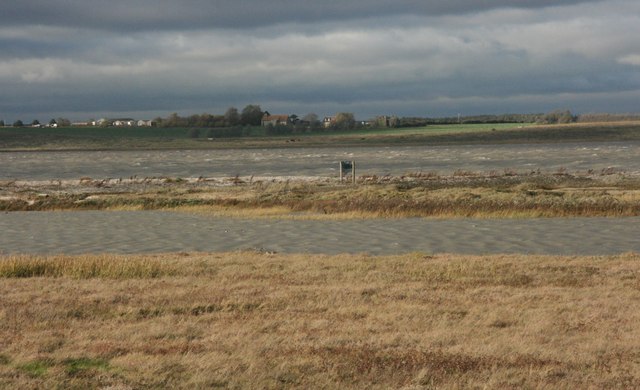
340 160 356 183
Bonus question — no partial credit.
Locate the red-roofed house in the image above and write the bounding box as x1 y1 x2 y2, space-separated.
261 114 290 127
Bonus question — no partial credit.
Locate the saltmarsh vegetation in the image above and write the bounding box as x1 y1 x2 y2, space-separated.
3 170 640 218
0 254 178 278
1 251 640 388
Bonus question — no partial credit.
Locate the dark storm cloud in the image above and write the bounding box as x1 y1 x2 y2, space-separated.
0 0 603 31
1 0 639 122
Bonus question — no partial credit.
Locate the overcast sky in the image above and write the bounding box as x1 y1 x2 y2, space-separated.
1 0 639 122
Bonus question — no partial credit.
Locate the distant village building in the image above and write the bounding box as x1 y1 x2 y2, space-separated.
261 114 290 127
93 118 110 126
112 118 136 127
322 116 335 128
137 120 155 127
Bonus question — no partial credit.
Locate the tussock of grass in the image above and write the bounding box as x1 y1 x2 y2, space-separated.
63 357 111 376
177 204 380 220
1 252 640 388
176 204 295 218
0 254 180 278
17 359 54 378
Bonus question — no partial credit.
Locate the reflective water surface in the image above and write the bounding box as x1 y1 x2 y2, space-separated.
1 211 638 255
3 142 638 256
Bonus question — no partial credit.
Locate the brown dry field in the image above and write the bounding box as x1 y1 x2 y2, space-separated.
2 170 640 218
1 252 640 388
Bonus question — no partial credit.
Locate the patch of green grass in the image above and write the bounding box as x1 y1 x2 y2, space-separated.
0 126 191 139
338 122 529 137
0 261 50 278
18 359 54 378
63 357 111 376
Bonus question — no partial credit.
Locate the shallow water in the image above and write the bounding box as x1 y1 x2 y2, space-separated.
2 142 639 180
1 211 638 255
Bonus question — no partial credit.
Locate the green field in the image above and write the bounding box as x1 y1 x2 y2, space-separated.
1 121 640 151
317 122 529 137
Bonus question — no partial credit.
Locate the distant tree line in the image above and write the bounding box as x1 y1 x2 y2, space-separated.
535 110 576 124
576 113 640 123
531 110 640 125
397 113 543 127
4 107 640 134
0 118 71 128
153 106 367 138
395 110 640 126
154 105 263 128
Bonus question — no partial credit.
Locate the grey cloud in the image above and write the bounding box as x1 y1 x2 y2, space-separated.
1 0 639 122
1 0 604 31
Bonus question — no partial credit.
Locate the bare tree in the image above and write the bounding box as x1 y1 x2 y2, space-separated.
334 112 356 130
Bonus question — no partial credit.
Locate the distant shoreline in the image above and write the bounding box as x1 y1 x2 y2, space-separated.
2 121 640 152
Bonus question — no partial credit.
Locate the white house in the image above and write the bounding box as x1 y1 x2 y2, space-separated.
137 120 155 127
112 118 136 127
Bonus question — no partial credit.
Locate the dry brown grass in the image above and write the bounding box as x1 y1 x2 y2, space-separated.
1 251 640 388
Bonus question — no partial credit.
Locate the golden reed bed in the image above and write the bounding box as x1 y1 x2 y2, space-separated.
1 251 639 388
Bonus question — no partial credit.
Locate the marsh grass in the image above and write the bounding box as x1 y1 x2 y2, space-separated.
1 251 640 388
0 254 181 278
205 174 640 219
3 172 640 219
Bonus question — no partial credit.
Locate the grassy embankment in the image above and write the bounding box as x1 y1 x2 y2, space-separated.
3 171 640 218
2 121 640 150
1 251 639 388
